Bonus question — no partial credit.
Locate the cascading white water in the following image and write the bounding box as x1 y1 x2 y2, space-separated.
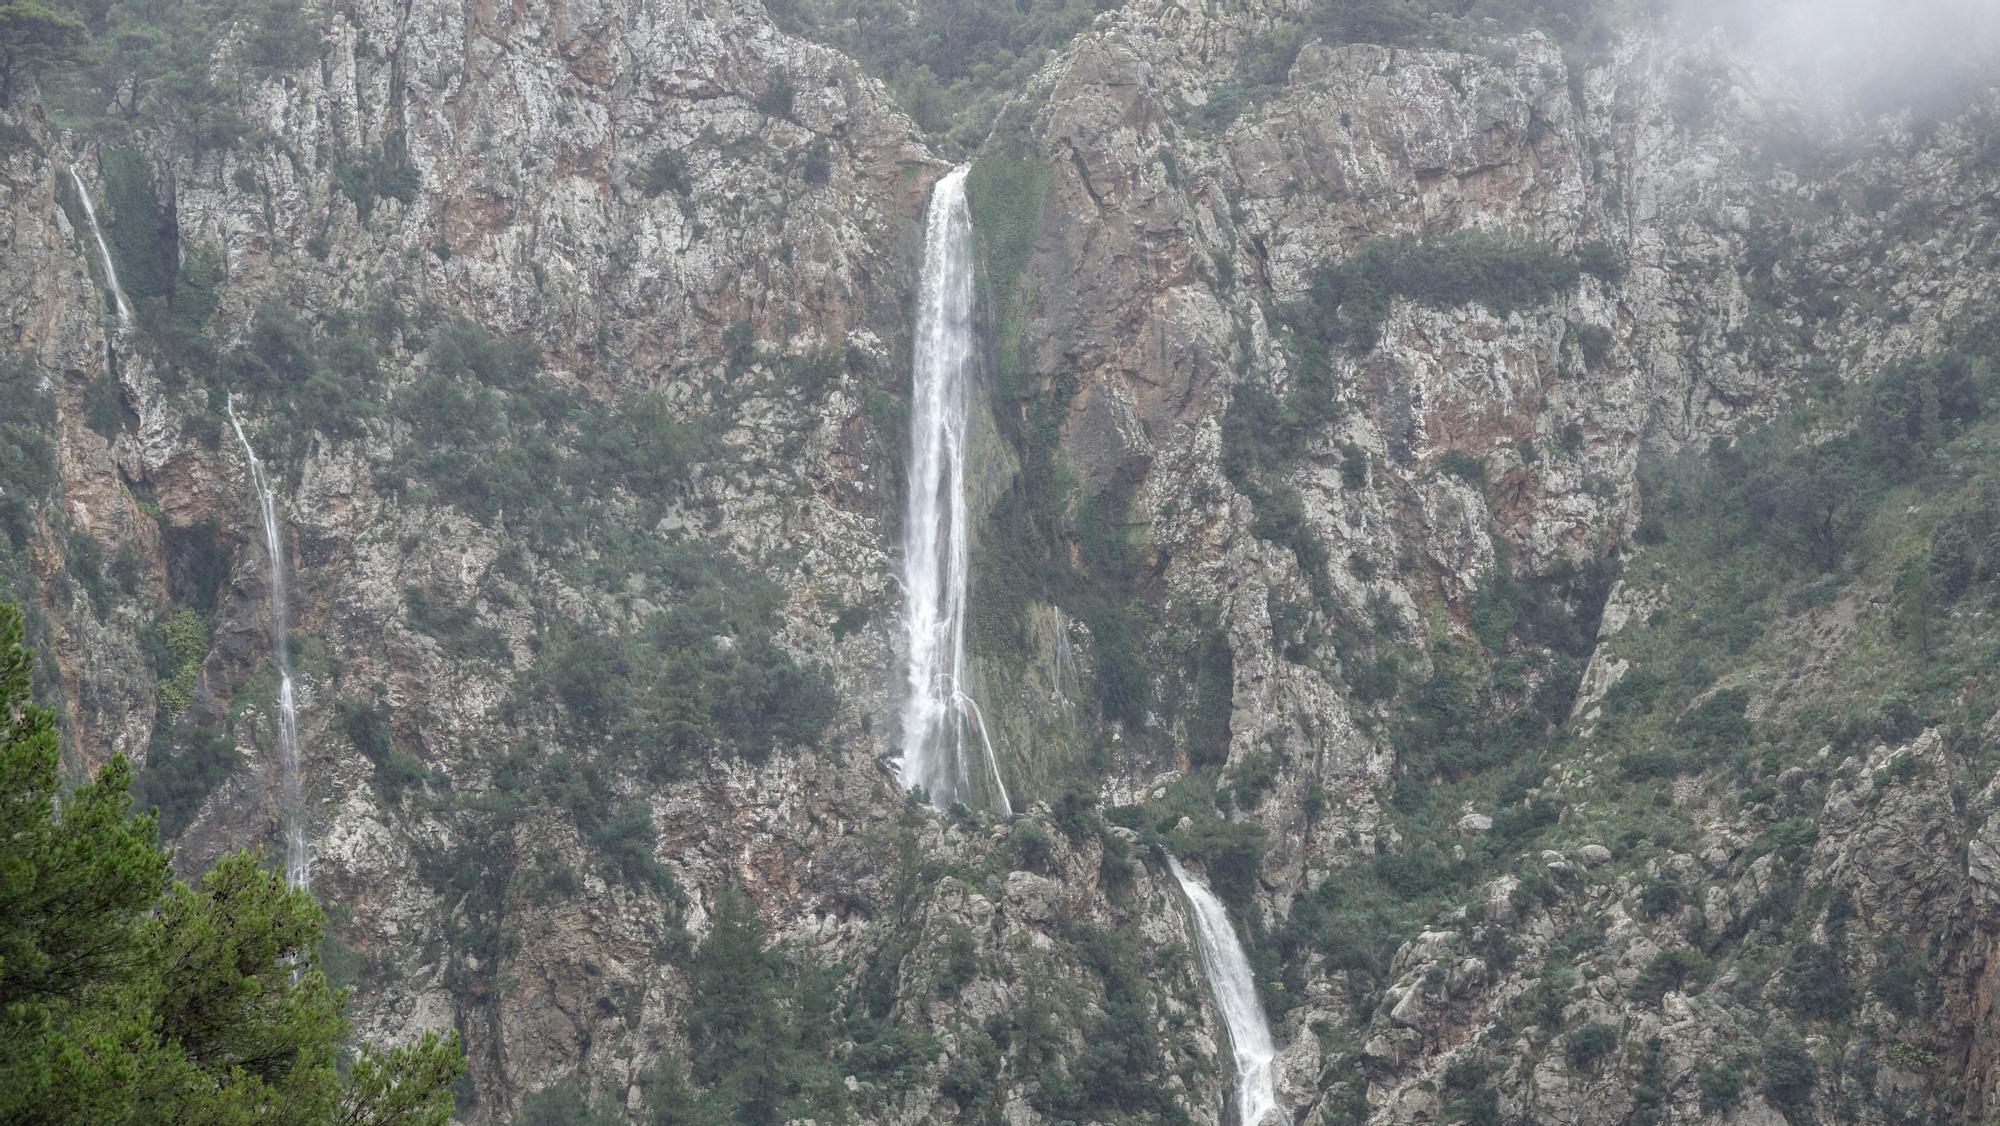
1167 856 1278 1126
226 397 310 889
898 166 1012 816
67 167 133 329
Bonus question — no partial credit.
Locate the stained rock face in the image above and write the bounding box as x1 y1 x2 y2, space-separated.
8 0 2000 1120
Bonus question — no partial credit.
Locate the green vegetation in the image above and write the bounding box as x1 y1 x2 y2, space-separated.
1278 229 1594 357
532 545 837 774
337 696 431 800
1222 230 1605 617
226 301 385 464
1028 923 1190 1124
672 887 846 1123
638 149 691 199
766 0 1114 149
334 142 420 222
1189 0 1637 133
146 602 209 720
382 316 721 537
965 153 1048 390
130 725 239 838
0 2 85 108
0 349 57 603
33 0 320 147
0 600 464 1124
1283 319 2000 1112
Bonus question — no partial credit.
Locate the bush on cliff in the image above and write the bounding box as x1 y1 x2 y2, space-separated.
0 600 466 1124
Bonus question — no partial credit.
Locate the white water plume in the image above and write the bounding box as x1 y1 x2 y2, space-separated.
898 165 1011 816
66 167 132 329
226 396 309 889
1167 856 1278 1126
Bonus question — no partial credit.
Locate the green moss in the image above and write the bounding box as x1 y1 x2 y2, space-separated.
1278 229 1583 356
131 726 240 839
100 147 171 302
150 605 210 721
965 154 1048 392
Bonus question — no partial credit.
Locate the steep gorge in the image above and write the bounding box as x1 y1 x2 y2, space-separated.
6 0 2000 1122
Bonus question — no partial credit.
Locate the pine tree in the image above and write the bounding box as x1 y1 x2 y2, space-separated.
0 600 466 1124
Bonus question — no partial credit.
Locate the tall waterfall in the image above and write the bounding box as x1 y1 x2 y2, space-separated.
66 167 133 329
898 166 1012 815
226 397 310 889
1167 856 1278 1126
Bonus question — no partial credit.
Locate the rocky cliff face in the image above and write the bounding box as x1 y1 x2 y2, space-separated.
7 0 2000 1121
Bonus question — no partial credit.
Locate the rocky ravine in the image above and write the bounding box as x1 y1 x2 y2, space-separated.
6 0 2000 1121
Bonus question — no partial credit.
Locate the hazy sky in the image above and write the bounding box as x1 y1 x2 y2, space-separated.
1671 0 2000 114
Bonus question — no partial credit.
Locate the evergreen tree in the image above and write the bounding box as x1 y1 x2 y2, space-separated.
0 2 85 107
685 887 844 1125
0 600 465 1125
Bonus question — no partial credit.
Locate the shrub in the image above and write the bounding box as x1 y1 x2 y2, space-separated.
1279 229 1583 355
1166 815 1268 915
639 149 691 198
1742 433 1874 571
1085 603 1149 727
1618 747 1686 780
1563 1023 1618 1071
1863 371 1935 474
1570 322 1613 365
1435 449 1488 485
131 727 240 839
1575 241 1625 283
1761 1035 1817 1111
757 77 796 120
1635 947 1712 1002
937 1030 1000 1109
1698 1060 1747 1115
1674 687 1751 757
1184 621 1234 766
1782 941 1852 1020
1871 939 1927 1017
1005 822 1057 874
1638 875 1684 917
1340 443 1370 488
801 140 832 186
1228 749 1279 809
147 605 209 721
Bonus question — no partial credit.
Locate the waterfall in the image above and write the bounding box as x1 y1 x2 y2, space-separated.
898 165 1012 816
1166 856 1278 1126
226 397 310 889
66 167 133 329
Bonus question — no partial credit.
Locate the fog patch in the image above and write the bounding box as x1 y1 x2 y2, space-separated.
1666 0 2000 118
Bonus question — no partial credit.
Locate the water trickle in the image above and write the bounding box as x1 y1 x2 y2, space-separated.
1051 626 1072 707
1167 856 1278 1126
67 167 133 329
898 166 1011 816
226 396 310 889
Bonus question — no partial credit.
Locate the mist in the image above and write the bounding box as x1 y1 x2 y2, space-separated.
1667 0 2000 117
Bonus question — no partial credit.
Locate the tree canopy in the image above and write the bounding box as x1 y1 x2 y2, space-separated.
0 2 86 107
0 599 465 1124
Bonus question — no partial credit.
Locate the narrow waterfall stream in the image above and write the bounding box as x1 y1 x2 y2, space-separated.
1167 856 1278 1126
67 167 133 329
899 165 1012 815
226 397 310 889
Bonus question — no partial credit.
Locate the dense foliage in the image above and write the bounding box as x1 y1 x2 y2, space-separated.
768 0 1116 150
1279 321 2000 1114
0 600 465 1124
1225 229 1608 616
26 0 319 145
